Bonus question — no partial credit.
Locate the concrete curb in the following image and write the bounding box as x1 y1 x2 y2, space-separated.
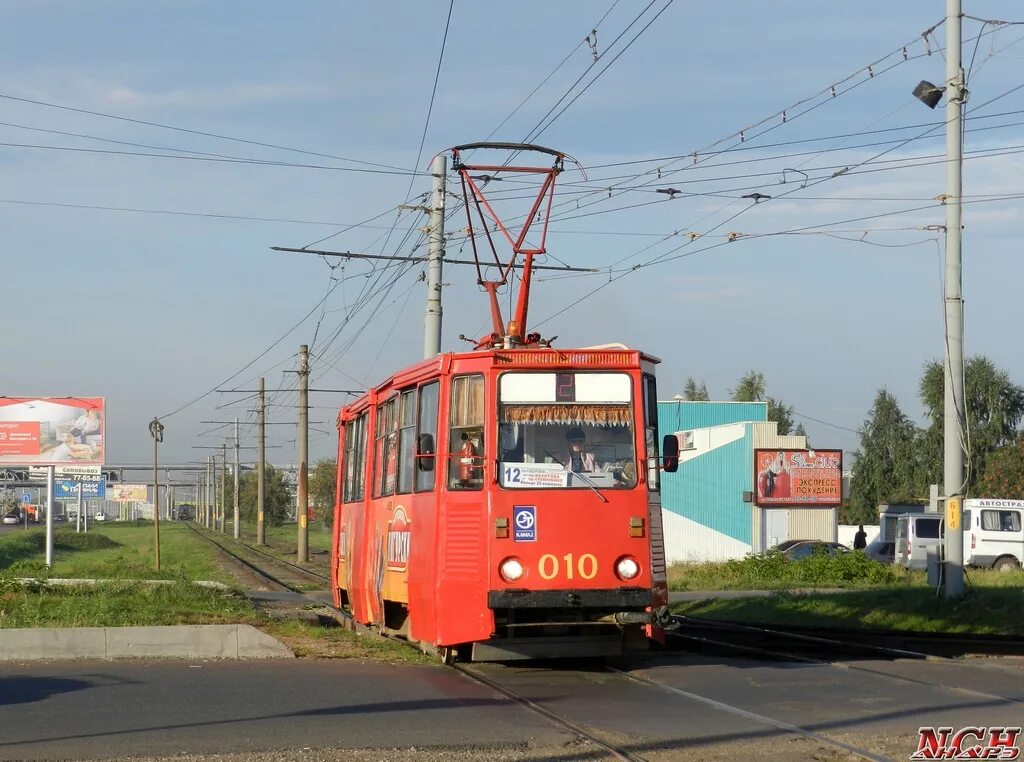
0 624 294 660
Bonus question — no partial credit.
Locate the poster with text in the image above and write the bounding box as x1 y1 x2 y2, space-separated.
754 449 842 506
0 398 105 465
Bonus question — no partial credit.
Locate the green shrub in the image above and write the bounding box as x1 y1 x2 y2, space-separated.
670 550 905 591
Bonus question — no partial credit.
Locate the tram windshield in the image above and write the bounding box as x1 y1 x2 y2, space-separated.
498 372 637 489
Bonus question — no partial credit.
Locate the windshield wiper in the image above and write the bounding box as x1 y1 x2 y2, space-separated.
544 449 609 503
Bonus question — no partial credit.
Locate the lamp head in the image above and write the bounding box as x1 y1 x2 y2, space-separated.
913 80 944 109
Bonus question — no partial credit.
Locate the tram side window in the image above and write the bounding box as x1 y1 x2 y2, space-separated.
449 375 484 491
642 374 660 492
415 381 439 492
396 389 416 494
374 397 399 498
342 422 356 503
343 413 368 503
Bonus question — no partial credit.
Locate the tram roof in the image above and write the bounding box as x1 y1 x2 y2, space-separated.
338 344 660 417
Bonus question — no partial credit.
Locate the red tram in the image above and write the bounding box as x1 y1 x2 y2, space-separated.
330 144 679 660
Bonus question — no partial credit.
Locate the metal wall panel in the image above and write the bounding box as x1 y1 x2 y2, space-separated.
662 510 752 563
788 507 838 543
752 422 807 450
659 401 767 433
659 421 753 545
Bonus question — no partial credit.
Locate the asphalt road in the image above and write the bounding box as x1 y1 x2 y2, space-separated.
3 651 1022 761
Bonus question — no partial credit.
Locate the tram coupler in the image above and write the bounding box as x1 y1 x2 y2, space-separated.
599 606 671 627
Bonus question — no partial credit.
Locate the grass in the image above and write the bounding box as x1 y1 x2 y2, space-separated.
668 550 905 592
0 579 258 628
1 523 239 584
261 619 432 663
672 584 1024 636
0 522 257 629
239 521 332 553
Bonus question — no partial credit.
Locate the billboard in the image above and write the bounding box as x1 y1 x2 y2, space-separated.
755 449 842 506
54 479 107 501
0 398 104 466
109 484 148 502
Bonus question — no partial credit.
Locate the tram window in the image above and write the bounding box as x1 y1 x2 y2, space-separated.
374 397 399 498
498 372 636 489
643 374 660 492
354 413 368 500
343 413 368 502
415 381 439 492
449 375 484 491
342 422 355 503
396 389 416 494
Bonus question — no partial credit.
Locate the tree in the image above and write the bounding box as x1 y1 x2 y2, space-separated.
236 464 292 527
847 389 920 525
917 356 1024 492
730 370 795 435
977 434 1024 498
682 377 710 401
309 458 338 527
793 422 808 440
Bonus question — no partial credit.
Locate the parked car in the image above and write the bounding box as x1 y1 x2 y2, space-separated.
784 541 850 561
2 511 20 525
771 539 814 552
865 539 896 565
94 512 108 522
963 501 1023 572
894 514 943 570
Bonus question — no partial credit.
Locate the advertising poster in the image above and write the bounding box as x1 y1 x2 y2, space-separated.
109 484 148 502
755 449 842 506
0 398 104 465
54 480 107 501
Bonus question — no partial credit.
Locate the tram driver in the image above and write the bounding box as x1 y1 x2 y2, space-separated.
565 427 598 473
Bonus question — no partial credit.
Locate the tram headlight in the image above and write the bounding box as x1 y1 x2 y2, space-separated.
615 556 641 580
499 557 525 582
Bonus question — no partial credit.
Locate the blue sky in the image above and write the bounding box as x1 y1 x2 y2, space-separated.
2 1 1023 467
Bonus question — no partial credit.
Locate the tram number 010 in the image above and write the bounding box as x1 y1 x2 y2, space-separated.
537 553 598 580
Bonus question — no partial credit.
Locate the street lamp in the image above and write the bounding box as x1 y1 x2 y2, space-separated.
149 418 164 571
912 80 944 109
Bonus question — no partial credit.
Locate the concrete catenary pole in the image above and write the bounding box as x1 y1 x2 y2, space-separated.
297 345 310 563
220 444 227 534
424 154 447 359
233 418 240 539
77 486 83 535
151 419 161 572
257 377 266 546
943 0 967 598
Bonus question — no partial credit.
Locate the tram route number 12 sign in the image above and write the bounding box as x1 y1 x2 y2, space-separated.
513 505 536 542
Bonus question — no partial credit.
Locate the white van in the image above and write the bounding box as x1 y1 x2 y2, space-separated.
894 514 944 570
963 498 1024 572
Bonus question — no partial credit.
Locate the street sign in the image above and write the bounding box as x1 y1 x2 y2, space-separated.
31 464 102 478
21 492 30 502
54 480 106 500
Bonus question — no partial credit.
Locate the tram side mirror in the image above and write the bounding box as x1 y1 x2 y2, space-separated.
417 433 436 472
662 434 679 473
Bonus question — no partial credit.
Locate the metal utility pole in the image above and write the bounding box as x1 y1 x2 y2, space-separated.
77 485 83 534
233 418 241 539
149 418 164 571
297 345 310 563
257 377 266 546
943 0 967 598
220 444 227 534
424 153 447 359
45 466 54 568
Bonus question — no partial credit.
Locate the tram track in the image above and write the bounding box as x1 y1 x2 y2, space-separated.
183 528 977 760
667 615 1024 702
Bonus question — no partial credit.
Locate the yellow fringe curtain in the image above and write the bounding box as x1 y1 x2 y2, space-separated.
501 404 631 426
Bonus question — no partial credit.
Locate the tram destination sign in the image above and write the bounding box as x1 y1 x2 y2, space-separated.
754 449 842 506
